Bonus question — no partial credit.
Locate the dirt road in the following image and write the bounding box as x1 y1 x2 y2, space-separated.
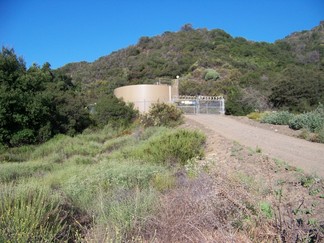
186 115 324 177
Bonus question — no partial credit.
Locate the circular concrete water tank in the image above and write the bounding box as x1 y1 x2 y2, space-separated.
114 84 172 113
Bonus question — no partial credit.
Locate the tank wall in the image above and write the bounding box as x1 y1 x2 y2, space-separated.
114 84 171 113
171 79 179 100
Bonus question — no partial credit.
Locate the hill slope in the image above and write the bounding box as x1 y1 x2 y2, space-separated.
59 22 324 114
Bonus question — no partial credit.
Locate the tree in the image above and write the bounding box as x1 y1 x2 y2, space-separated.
270 65 324 112
0 47 91 146
92 95 138 127
181 23 194 32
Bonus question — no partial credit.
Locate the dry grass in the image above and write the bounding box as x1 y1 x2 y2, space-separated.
139 172 253 242
127 119 324 242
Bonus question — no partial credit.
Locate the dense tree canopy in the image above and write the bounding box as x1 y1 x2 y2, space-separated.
270 65 324 112
0 48 91 146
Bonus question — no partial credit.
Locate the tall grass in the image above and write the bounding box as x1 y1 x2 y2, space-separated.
0 160 54 182
0 124 206 241
0 144 35 162
0 185 65 242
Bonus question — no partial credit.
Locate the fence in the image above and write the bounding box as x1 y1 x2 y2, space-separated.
175 96 225 115
125 96 225 115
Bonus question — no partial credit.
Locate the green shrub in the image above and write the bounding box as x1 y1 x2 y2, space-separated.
204 68 220 81
0 48 92 146
288 105 324 132
260 201 273 219
247 112 267 121
289 112 324 132
9 129 36 147
140 103 184 127
225 86 255 115
93 95 138 128
129 129 206 165
260 111 294 125
288 114 304 130
316 126 324 143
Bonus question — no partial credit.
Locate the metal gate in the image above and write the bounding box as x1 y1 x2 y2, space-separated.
175 96 225 115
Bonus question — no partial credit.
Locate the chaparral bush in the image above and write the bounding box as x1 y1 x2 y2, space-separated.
260 111 294 125
126 129 206 165
289 104 324 132
140 103 184 128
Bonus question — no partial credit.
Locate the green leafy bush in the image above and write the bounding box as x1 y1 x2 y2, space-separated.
289 113 323 132
258 105 324 143
260 111 294 125
9 129 35 147
140 103 184 127
316 126 324 143
225 86 255 115
288 104 324 132
204 68 220 81
129 129 206 165
92 95 138 127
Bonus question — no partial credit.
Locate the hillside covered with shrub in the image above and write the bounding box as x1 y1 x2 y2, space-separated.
0 48 139 147
1 23 324 241
60 22 324 115
1 22 323 146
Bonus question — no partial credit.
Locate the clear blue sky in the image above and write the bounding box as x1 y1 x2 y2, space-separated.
1 0 323 69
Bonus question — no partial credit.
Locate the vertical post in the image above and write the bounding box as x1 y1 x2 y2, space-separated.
220 98 225 115
196 98 198 114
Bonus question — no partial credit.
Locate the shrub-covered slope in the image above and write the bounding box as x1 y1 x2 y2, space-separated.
59 22 324 114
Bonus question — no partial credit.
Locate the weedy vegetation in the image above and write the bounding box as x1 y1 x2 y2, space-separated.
1 109 323 242
0 103 209 241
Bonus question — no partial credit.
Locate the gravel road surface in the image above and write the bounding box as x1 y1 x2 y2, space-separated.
186 115 324 177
